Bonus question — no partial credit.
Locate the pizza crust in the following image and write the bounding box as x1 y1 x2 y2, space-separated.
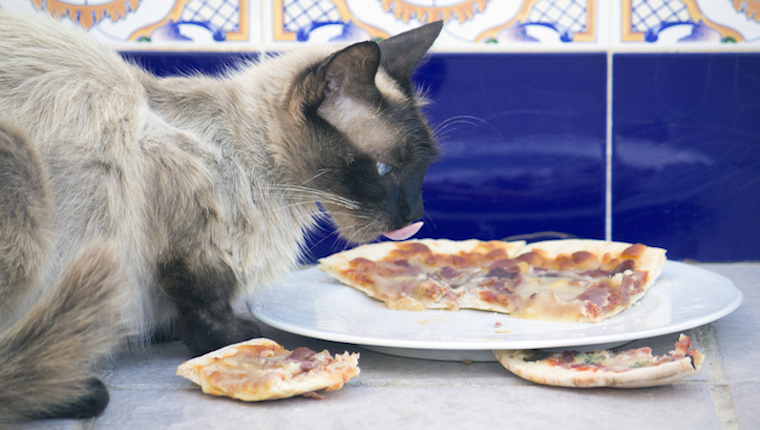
518 239 667 287
177 338 360 401
318 239 524 275
493 335 704 388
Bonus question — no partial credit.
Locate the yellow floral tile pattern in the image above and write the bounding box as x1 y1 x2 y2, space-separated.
0 0 255 48
1 0 758 50
269 0 601 49
618 0 760 46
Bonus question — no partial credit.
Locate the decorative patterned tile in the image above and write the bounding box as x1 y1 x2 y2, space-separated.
615 0 760 49
612 53 760 261
264 0 606 50
0 0 259 49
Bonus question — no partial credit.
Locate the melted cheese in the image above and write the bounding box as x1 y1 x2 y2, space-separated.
336 241 652 323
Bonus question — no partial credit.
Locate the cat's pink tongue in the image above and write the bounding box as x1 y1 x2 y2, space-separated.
382 221 424 241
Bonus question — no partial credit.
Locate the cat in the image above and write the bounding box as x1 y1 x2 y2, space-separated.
0 11 441 424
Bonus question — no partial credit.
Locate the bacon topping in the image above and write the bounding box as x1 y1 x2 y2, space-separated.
439 266 457 279
486 266 521 280
488 258 518 270
486 248 507 259
621 243 647 258
572 251 595 264
284 347 324 372
516 251 545 267
611 259 636 275
286 347 316 362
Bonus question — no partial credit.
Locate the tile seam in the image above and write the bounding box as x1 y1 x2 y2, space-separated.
696 324 739 430
605 52 613 241
605 1 613 242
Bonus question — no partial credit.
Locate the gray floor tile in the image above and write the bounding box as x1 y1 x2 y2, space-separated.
699 264 760 384
93 383 719 430
108 341 195 390
732 382 760 429
11 419 89 430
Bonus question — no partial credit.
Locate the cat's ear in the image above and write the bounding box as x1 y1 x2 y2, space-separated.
321 41 381 101
292 41 381 113
378 21 443 91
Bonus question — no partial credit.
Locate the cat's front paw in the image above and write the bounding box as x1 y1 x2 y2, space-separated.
181 315 261 356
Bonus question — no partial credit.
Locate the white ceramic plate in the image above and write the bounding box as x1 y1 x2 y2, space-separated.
250 261 742 361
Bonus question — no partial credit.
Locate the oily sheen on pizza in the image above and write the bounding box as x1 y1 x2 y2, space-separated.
494 334 704 388
176 338 360 401
318 238 666 323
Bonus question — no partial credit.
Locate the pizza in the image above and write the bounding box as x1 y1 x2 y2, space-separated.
176 338 360 401
318 238 666 322
493 334 704 388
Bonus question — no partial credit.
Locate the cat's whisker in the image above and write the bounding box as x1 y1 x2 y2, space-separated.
298 169 329 186
263 185 360 210
273 201 320 211
306 228 342 254
432 115 493 139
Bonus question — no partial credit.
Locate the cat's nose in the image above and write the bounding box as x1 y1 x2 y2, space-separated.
406 196 424 223
400 189 424 225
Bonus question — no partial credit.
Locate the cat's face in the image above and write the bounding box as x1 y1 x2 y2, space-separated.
286 22 442 243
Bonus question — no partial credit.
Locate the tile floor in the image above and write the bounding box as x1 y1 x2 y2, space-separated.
14 263 758 430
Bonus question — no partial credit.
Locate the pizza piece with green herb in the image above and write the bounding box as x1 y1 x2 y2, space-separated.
493 334 703 388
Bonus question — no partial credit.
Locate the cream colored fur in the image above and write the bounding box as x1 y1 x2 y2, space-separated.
0 10 441 423
0 12 331 337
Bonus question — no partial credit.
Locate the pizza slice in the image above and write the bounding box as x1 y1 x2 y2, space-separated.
493 334 704 388
318 238 526 311
461 239 667 322
176 338 360 401
318 238 666 322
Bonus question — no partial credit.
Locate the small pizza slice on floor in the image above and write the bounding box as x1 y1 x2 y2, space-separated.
177 338 360 401
493 334 704 388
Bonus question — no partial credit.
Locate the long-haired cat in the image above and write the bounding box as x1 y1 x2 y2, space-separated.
0 11 441 424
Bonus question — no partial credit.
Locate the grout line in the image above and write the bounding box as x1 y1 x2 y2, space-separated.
604 50 613 242
695 324 739 430
604 1 614 242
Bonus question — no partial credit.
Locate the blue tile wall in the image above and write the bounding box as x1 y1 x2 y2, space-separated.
414 54 607 241
613 54 760 262
121 52 258 77
125 51 760 262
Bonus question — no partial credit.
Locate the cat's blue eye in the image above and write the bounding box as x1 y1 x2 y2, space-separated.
377 161 393 177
